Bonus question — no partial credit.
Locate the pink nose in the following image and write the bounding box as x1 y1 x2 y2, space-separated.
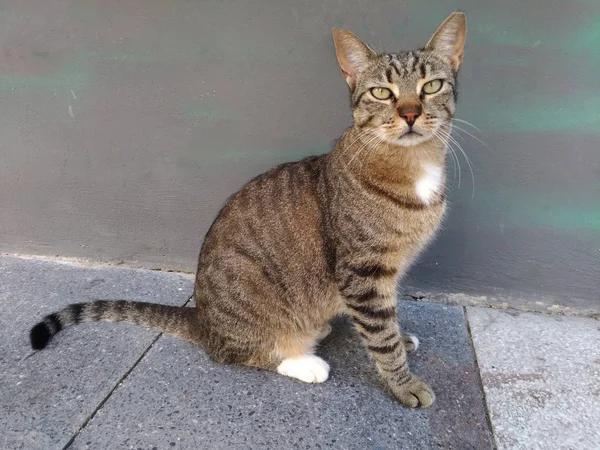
399 105 422 127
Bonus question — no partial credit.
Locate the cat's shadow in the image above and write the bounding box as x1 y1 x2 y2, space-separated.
317 317 381 385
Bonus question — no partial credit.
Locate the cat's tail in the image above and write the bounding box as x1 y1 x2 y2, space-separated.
30 300 199 350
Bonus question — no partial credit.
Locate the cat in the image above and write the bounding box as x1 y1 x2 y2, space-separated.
30 12 466 408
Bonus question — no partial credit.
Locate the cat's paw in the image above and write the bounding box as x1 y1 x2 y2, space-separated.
401 333 419 353
390 376 435 408
276 355 330 383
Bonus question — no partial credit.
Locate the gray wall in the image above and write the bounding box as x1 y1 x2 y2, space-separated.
1 1 598 311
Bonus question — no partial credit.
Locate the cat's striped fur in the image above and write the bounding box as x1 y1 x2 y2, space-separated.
30 12 466 408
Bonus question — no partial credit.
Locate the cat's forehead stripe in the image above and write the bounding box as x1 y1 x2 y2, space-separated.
386 53 440 80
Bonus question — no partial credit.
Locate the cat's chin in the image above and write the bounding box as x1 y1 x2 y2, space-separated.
384 132 431 148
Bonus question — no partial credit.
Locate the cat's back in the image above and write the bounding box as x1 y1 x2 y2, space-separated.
196 154 331 289
208 154 326 239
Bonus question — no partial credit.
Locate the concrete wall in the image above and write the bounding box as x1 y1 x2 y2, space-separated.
1 1 598 310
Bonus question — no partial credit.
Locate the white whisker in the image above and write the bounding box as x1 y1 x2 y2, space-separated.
346 134 381 168
451 122 495 154
342 129 378 157
451 117 482 132
436 126 475 200
434 129 461 190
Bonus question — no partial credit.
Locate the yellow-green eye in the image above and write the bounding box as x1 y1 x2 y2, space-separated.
422 79 443 95
370 87 393 100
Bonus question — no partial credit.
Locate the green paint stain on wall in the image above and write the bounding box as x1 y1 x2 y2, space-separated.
471 23 539 48
0 52 93 93
467 93 600 134
480 53 531 68
186 108 228 123
571 10 600 59
183 103 229 126
179 141 330 169
475 189 600 232
103 52 160 64
385 3 600 136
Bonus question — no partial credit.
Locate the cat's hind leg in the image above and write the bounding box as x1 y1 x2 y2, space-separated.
276 355 330 383
273 330 330 383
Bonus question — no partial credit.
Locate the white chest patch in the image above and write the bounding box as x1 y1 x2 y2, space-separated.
415 164 443 205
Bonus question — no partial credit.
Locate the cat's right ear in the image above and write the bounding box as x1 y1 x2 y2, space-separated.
425 12 467 72
332 28 376 91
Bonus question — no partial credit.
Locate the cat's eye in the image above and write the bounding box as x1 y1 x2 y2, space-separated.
370 87 393 100
422 79 443 95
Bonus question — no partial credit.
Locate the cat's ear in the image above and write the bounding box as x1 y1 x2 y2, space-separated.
332 28 376 90
425 12 467 71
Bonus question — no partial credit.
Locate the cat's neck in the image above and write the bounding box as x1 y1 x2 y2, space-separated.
333 125 448 184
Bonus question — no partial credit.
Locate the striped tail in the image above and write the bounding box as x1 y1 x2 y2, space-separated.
30 300 199 350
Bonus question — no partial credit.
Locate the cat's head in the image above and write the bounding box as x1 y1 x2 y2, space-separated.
333 12 466 147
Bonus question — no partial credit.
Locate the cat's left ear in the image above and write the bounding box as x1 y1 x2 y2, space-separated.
425 12 467 71
332 28 376 90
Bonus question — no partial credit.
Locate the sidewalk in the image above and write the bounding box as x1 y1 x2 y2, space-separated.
1 255 598 449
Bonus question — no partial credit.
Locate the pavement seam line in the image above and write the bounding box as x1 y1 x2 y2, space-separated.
463 306 499 450
403 294 599 320
62 295 194 449
61 332 163 449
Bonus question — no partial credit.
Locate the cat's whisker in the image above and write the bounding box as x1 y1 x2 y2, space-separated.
444 130 476 174
436 127 474 199
442 130 473 166
346 134 382 168
342 129 377 157
442 135 460 188
443 136 458 186
449 142 465 192
433 131 457 186
433 129 461 189
451 122 495 154
449 139 475 201
451 117 481 132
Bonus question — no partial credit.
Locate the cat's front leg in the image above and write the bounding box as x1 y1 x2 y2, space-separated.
349 299 434 407
340 273 434 408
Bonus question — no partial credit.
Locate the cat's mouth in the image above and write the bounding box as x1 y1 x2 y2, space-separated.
398 129 423 140
379 126 433 147
383 128 431 147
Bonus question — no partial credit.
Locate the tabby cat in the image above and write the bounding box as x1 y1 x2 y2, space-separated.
30 12 466 408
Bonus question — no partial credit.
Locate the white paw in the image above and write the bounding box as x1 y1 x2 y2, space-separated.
276 355 330 383
402 333 420 353
408 334 419 351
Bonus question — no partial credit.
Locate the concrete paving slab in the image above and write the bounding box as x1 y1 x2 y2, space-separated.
71 301 493 449
0 256 192 450
468 308 600 450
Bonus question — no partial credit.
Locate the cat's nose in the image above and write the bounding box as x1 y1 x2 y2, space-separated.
399 104 422 127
